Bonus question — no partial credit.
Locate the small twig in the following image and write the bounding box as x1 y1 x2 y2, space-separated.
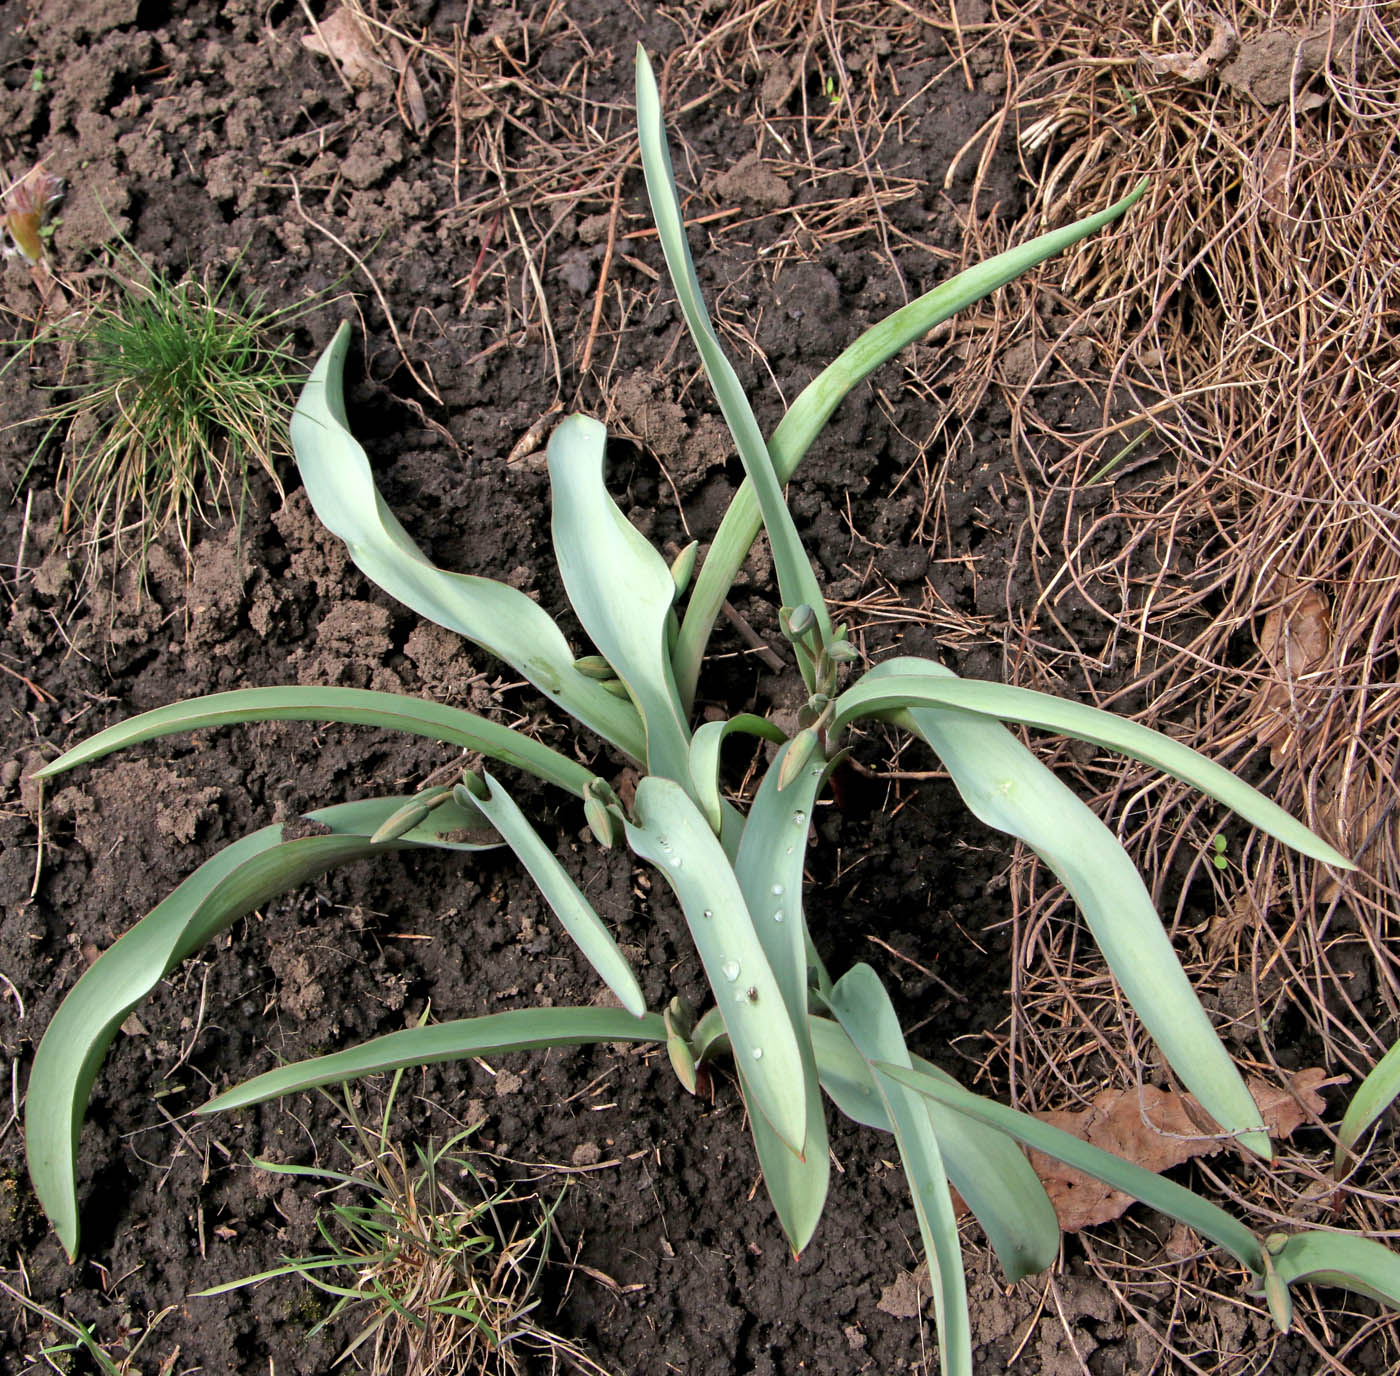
297 0 356 96
578 168 626 383
0 658 54 703
720 601 785 671
291 176 442 404
867 933 967 1002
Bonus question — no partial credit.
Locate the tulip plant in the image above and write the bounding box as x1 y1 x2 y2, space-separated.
25 48 1400 1374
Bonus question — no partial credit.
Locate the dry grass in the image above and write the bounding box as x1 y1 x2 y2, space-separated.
917 0 1400 1363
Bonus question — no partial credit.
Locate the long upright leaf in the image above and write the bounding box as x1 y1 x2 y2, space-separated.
829 966 972 1376
200 1008 666 1112
27 796 495 1260
834 661 1352 869
547 415 691 783
32 687 594 798
625 777 809 1154
732 746 832 1254
809 1017 1059 1286
463 772 646 1017
635 47 832 681
673 185 1148 706
861 658 1270 1157
291 322 645 761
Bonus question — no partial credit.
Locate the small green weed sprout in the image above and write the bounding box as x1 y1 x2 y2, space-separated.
203 1079 604 1376
26 254 304 584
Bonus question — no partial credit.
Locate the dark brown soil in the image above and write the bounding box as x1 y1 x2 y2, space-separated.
0 2 1369 1374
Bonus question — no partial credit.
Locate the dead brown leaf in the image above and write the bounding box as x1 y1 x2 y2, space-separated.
951 1071 1333 1234
302 6 388 89
385 34 428 133
1029 1070 1331 1232
1250 583 1330 762
1204 887 1261 961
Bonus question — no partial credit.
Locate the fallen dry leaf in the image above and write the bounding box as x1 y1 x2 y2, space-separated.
952 1071 1333 1234
1031 1071 1331 1233
1318 751 1390 898
302 6 388 89
386 34 428 133
1250 583 1330 763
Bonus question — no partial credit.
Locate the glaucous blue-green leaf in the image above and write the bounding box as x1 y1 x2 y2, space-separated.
635 47 832 688
833 660 1352 869
859 657 1270 1157
876 1060 1265 1275
32 686 595 798
829 965 971 1376
291 322 645 761
673 185 1148 707
731 744 833 1254
735 1063 828 1259
687 715 787 835
1269 1229 1400 1315
27 795 495 1260
463 772 646 1017
625 776 809 1154
1335 1038 1400 1175
547 414 691 783
201 1007 666 1112
808 1017 1058 1286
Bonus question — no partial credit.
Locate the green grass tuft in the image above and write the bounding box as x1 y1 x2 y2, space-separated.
29 253 308 586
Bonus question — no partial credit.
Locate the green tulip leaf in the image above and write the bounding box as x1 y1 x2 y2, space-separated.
201 1007 666 1113
464 772 647 1017
291 322 645 761
547 414 691 784
863 657 1270 1157
829 965 972 1376
27 795 495 1260
32 686 595 798
625 776 809 1155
